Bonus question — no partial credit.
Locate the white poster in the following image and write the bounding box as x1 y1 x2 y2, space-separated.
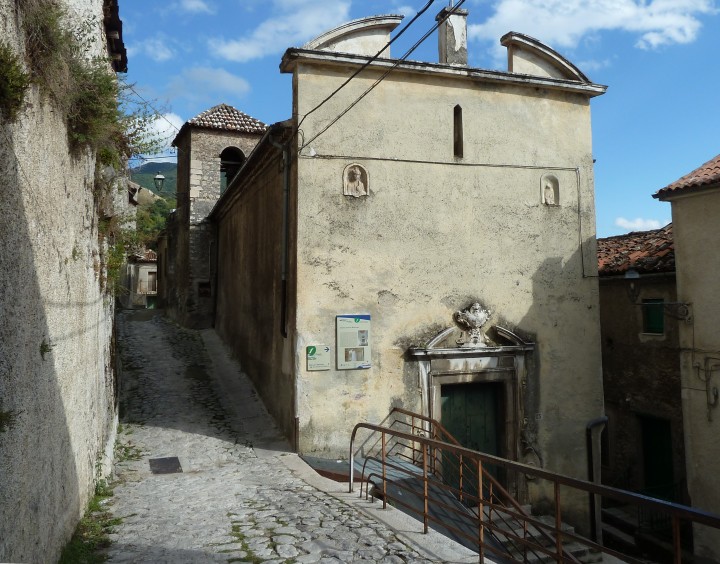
336 314 371 370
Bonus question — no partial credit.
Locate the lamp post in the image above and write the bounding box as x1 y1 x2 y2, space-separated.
153 171 165 192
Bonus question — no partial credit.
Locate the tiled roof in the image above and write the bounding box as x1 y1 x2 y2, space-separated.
132 249 157 263
597 224 674 276
654 153 720 199
187 104 267 134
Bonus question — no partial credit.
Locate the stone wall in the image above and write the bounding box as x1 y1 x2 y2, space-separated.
212 137 296 443
599 275 686 498
0 1 117 561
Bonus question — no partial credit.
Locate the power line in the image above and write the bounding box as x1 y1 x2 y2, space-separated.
123 83 180 133
297 0 436 131
300 0 467 149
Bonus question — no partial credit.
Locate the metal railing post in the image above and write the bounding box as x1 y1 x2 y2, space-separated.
555 481 563 563
382 432 387 509
349 429 355 494
478 459 485 561
673 515 681 564
423 445 429 533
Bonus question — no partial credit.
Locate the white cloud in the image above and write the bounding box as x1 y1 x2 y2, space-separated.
469 0 717 61
168 67 251 103
209 0 351 62
146 112 184 153
576 57 613 71
614 217 668 231
178 0 214 13
127 37 175 62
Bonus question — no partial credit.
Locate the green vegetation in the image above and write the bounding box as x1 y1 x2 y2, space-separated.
58 480 120 564
136 196 176 247
0 42 30 121
13 0 172 296
17 0 168 160
114 440 144 462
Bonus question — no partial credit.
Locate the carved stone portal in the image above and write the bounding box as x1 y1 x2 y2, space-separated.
454 302 491 347
343 163 369 197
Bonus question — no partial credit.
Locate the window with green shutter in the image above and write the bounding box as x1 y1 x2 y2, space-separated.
642 299 664 334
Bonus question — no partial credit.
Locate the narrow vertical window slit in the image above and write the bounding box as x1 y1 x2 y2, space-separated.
453 104 463 158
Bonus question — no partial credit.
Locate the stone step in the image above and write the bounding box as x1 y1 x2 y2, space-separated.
601 520 637 555
602 506 638 534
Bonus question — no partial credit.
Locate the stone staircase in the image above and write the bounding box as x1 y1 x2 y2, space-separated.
475 505 603 563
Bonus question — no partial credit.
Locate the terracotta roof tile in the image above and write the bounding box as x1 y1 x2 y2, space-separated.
654 153 720 199
187 103 267 134
597 224 674 276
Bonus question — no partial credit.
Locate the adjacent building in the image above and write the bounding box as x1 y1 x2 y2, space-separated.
654 154 720 558
597 225 687 503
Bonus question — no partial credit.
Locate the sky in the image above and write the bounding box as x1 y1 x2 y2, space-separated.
119 0 720 237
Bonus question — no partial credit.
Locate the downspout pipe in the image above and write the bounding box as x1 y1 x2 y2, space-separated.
268 130 291 339
586 415 608 543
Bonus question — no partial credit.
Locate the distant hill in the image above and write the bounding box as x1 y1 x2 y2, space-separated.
130 161 177 197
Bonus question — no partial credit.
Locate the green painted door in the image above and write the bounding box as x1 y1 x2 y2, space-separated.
441 382 501 501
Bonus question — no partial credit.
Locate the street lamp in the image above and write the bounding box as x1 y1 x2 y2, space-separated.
153 171 165 192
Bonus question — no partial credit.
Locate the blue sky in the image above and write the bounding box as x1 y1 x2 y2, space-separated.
119 0 720 237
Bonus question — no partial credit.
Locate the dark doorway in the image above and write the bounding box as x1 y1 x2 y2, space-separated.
639 415 674 500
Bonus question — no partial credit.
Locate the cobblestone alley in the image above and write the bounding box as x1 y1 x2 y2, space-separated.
103 310 476 563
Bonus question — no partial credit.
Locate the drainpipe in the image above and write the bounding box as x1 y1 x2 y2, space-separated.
268 130 291 339
586 415 608 544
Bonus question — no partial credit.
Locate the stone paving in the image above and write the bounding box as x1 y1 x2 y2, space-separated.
105 311 475 563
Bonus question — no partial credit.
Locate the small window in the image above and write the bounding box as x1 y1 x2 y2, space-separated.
453 104 463 158
642 299 664 334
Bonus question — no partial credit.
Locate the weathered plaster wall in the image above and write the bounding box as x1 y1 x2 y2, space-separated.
213 143 296 442
292 64 604 490
0 1 117 561
669 188 720 557
170 128 262 328
599 276 686 497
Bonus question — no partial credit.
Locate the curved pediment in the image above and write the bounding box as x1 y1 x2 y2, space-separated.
501 32 590 82
303 15 404 57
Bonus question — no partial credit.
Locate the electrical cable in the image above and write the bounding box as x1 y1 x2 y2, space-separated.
297 0 436 130
123 83 180 133
300 0 466 149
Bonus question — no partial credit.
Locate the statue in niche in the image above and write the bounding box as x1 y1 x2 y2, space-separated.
543 181 555 205
343 163 368 197
454 302 491 347
541 173 559 206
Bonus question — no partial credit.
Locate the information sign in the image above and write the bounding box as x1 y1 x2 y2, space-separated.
336 315 371 370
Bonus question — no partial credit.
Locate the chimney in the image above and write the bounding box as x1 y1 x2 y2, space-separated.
437 6 469 66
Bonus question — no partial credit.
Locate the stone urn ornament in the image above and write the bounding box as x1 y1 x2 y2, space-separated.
454 302 491 347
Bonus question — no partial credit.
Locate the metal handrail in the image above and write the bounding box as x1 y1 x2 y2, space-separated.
350 416 720 563
386 408 563 561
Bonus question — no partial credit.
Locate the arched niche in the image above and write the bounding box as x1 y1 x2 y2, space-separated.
220 147 245 193
541 173 559 206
